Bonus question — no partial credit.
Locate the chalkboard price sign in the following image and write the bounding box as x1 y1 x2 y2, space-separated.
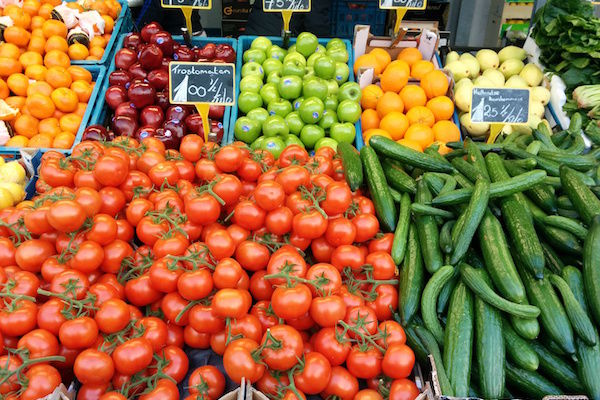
379 0 426 10
161 0 211 9
263 0 310 12
169 62 235 105
470 87 530 124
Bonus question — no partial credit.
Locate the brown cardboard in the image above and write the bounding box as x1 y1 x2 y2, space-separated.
218 378 270 400
39 384 75 400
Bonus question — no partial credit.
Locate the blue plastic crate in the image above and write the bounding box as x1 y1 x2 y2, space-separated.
91 34 236 145
2 65 106 157
330 0 387 39
0 149 42 200
69 0 133 66
230 35 361 147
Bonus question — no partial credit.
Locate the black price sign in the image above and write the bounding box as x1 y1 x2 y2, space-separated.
471 87 530 124
379 0 426 10
169 62 235 105
161 0 211 8
263 0 310 12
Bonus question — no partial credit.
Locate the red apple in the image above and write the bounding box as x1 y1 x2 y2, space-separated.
147 69 168 90
139 44 163 71
150 31 174 57
165 105 190 122
115 48 137 70
215 44 236 63
196 43 216 60
109 70 131 87
134 125 157 141
141 22 162 43
123 33 142 50
173 46 194 62
208 105 225 119
127 81 156 109
160 58 171 71
114 103 139 120
82 124 110 141
111 115 138 137
155 91 170 110
185 113 203 135
154 127 180 149
163 119 185 141
140 105 164 128
211 119 224 143
128 62 147 80
105 86 128 110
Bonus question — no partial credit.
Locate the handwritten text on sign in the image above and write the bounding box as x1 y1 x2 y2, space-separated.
161 0 210 9
470 87 530 124
169 62 235 105
379 0 426 10
263 0 310 11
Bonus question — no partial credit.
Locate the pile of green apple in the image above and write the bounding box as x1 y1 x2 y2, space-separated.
233 33 362 158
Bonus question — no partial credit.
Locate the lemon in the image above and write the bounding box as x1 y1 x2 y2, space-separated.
0 161 26 184
0 182 25 203
0 157 5 166
0 188 13 209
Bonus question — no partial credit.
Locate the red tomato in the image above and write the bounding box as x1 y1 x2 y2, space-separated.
112 337 154 376
310 295 346 328
366 251 396 280
156 345 189 383
325 217 356 247
17 328 59 359
382 344 415 379
265 207 293 235
389 379 419 400
313 327 351 366
177 269 214 301
94 154 129 187
0 299 37 337
213 258 244 289
305 263 342 296
215 145 244 172
188 365 225 400
233 200 266 231
352 214 380 242
331 245 365 271
74 348 115 385
58 316 98 349
212 289 251 319
321 366 359 400
354 389 384 400
271 284 312 321
294 351 331 394
278 145 309 167
260 324 303 371
346 346 382 379
137 317 168 352
189 304 225 334
223 338 265 384
321 182 352 216
95 298 129 334
212 175 243 206
376 321 406 349
254 180 285 211
20 364 62 400
293 210 328 239
14 239 56 273
266 246 307 286
205 229 235 260
249 271 274 301
185 193 221 226
367 284 398 322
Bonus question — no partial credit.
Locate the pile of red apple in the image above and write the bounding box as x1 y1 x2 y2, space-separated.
83 23 236 147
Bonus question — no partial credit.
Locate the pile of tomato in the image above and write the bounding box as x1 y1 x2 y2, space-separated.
0 135 418 400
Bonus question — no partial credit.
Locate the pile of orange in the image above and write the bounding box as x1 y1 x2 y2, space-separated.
355 47 461 153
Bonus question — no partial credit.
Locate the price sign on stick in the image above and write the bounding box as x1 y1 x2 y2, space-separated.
169 62 235 142
161 0 211 37
470 87 530 144
263 0 310 40
379 0 427 34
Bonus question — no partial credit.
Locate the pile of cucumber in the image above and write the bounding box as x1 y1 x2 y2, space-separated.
337 117 600 400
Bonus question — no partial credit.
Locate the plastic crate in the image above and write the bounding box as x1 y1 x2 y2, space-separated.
2 65 106 157
230 35 361 147
0 149 42 200
330 0 387 39
70 0 134 66
90 34 236 145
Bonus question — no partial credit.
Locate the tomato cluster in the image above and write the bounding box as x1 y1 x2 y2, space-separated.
0 135 417 400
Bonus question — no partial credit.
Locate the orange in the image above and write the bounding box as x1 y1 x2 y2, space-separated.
397 138 423 152
53 109 66 120
0 43 21 60
25 64 48 81
38 117 61 137
44 50 71 69
90 36 107 49
421 70 449 99
22 0 41 16
6 135 29 147
74 102 87 117
363 128 391 146
0 80 9 99
27 35 46 54
53 131 75 149
26 93 55 119
361 84 384 110
404 124 434 149
386 60 411 76
380 66 408 93
27 81 53 97
42 20 68 39
396 48 422 66
5 96 27 111
46 66 72 88
102 15 115 34
18 51 43 69
411 60 435 80
51 87 78 112
376 92 404 118
31 16 46 31
361 109 380 132
59 113 82 133
4 26 31 48
89 0 109 14
6 73 29 97
406 106 435 127
399 85 427 111
353 53 381 75
432 120 461 143
86 56 100 61
369 48 391 72
13 114 39 138
379 111 409 141
89 47 105 59
67 66 93 83
44 36 69 53
38 3 55 19
6 7 31 29
28 133 53 148
68 43 89 61
427 96 455 122
70 80 93 103
65 1 84 11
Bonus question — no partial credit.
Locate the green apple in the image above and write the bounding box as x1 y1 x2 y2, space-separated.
330 122 356 144
278 75 303 100
304 66 315 79
324 95 338 110
293 97 304 110
338 82 361 102
318 109 338 130
251 136 266 150
307 53 323 67
262 115 289 137
262 58 283 76
295 32 319 58
243 49 266 64
283 52 306 66
285 134 305 148
300 125 325 148
314 56 336 80
337 99 361 123
261 137 285 159
239 75 263 93
266 45 287 61
327 38 345 50
315 44 326 54
303 77 328 100
234 116 261 143
327 47 349 63
298 97 325 124
327 80 339 96
241 62 264 79
282 61 305 78
288 44 296 53
260 82 280 105
334 62 350 85
251 37 272 52
267 71 282 85
246 107 269 127
315 137 338 150
285 111 305 136
267 99 293 117
238 92 263 114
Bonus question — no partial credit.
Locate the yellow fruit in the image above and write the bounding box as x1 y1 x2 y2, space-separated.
0 187 13 209
0 161 26 183
0 182 25 203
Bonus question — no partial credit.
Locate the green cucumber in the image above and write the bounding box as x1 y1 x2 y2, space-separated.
337 142 363 191
439 175 457 195
551 129 570 146
585 120 600 146
564 133 586 155
537 223 583 256
451 157 486 183
510 314 541 341
421 265 455 345
561 266 590 315
550 274 597 346
389 186 402 203
538 149 597 171
542 215 588 240
404 325 429 366
504 158 538 170
541 241 565 275
443 282 473 397
584 215 600 326
439 220 454 254
453 172 474 189
399 223 425 325
576 332 600 400
410 203 454 219
391 192 411 265
361 146 396 232
446 141 503 153
423 172 446 195
478 209 526 303
503 161 557 213
424 146 454 169
505 362 563 398
503 317 539 371
515 133 534 148
529 341 584 394
369 135 455 173
533 127 558 150
414 326 454 397
415 180 443 274
381 158 417 194
437 274 458 315
562 166 600 226
503 144 561 176
558 195 575 210
526 140 542 155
